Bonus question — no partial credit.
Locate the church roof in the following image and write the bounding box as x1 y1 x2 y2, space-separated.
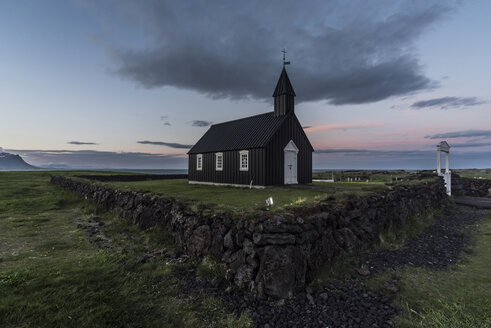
272 67 296 97
188 112 289 154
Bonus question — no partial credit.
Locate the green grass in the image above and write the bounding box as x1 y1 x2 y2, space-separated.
454 168 491 179
390 211 491 328
98 178 386 215
313 169 412 183
378 209 445 249
196 256 226 280
310 207 491 328
0 171 252 328
359 211 491 328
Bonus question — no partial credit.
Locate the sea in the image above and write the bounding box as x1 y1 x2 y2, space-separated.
0 168 188 174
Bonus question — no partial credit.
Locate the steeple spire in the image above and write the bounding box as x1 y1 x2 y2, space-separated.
273 57 296 116
273 67 296 97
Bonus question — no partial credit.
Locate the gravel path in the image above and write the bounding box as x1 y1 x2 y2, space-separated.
177 265 397 328
453 196 491 209
364 205 486 274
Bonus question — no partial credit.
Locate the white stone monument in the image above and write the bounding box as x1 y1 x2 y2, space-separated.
436 141 451 195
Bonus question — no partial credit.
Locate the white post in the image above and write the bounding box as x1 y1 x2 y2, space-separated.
437 150 441 174
445 152 450 173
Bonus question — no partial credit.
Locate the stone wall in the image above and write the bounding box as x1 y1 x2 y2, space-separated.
451 174 491 197
76 174 188 182
51 176 448 299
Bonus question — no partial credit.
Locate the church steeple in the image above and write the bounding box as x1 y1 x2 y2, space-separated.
273 66 296 116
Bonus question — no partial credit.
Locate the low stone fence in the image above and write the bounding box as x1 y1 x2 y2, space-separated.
75 174 188 182
51 176 448 299
451 175 491 197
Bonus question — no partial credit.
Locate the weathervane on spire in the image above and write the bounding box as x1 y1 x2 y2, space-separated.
282 48 291 67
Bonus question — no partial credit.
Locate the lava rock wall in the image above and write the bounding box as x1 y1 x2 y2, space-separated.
75 174 188 182
51 176 448 299
451 174 491 197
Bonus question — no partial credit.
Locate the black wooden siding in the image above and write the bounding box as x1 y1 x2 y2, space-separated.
189 114 312 186
274 94 294 116
188 148 266 186
264 114 312 185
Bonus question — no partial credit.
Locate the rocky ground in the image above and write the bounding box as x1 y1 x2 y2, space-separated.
78 204 486 328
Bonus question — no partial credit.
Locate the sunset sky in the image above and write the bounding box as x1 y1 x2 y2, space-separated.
1 0 490 169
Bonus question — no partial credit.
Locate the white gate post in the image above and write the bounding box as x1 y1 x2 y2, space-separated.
436 141 451 196
445 152 450 173
437 149 441 174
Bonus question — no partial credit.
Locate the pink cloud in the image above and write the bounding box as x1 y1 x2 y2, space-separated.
305 122 386 133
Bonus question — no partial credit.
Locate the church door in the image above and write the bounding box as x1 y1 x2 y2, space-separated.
284 140 299 184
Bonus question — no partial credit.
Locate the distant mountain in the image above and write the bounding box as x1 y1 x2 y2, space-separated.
0 152 37 170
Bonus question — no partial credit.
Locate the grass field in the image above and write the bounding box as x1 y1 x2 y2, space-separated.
389 211 491 328
454 168 491 179
1 170 489 327
97 179 386 215
313 169 413 183
0 172 251 328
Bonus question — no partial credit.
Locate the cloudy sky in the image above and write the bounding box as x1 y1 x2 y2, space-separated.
1 0 490 169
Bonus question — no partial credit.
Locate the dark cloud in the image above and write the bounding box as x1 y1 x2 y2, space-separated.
137 140 192 149
425 130 491 139
191 120 212 127
108 1 455 105
411 97 485 109
302 126 312 129
451 142 491 148
163 122 171 126
68 141 98 145
5 149 186 169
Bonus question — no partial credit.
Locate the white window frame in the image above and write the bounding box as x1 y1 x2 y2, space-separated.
239 150 249 171
215 152 223 171
196 154 203 171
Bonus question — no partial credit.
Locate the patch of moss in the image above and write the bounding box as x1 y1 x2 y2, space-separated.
196 256 226 280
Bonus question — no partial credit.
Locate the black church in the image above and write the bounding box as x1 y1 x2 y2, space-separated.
187 67 313 187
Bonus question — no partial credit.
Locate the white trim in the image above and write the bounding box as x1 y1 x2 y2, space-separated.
196 154 203 171
215 152 223 171
239 150 249 171
284 140 299 153
189 180 265 189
